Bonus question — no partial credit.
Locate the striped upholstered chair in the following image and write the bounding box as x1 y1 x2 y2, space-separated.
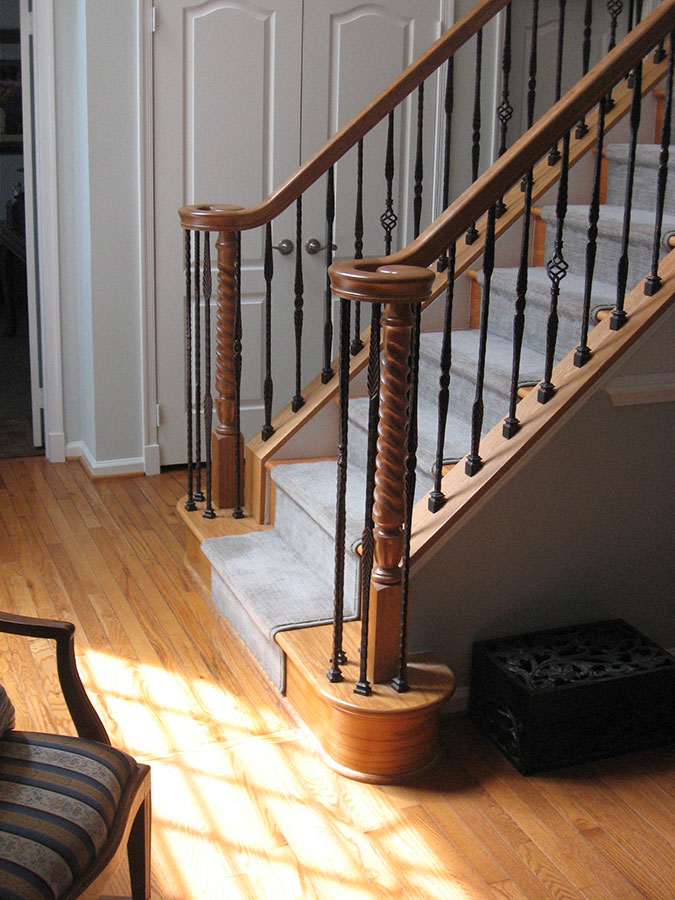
0 612 151 900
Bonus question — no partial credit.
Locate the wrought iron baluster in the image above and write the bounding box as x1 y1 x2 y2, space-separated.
354 302 381 697
381 112 398 255
575 97 608 367
466 28 483 245
576 0 593 139
193 230 204 502
292 197 305 411
611 60 642 331
539 131 571 402
495 3 513 218
202 233 215 519
429 243 456 512
645 32 674 297
327 296 351 683
521 0 539 192
606 1 623 109
233 231 244 518
466 205 496 476
548 0 567 166
655 39 666 65
413 83 425 239
438 57 454 272
184 229 196 511
503 168 534 438
352 139 365 356
627 0 634 33
322 167 336 384
261 223 275 439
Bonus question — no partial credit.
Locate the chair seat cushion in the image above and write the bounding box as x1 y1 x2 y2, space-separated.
0 731 136 900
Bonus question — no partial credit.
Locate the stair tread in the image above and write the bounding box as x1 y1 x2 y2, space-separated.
488 266 617 308
540 203 675 239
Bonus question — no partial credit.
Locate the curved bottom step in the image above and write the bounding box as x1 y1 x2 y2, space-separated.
276 621 455 783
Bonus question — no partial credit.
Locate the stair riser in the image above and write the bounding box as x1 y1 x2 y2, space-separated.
346 412 437 489
605 154 675 216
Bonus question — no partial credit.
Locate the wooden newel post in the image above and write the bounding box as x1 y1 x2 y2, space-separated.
329 261 434 685
212 227 241 509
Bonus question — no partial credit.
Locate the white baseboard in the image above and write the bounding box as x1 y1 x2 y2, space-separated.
46 431 66 463
143 443 161 476
66 441 144 477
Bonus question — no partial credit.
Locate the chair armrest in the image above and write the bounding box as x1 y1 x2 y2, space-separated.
0 612 110 745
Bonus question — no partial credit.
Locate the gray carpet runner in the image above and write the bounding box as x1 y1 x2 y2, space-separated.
204 140 675 690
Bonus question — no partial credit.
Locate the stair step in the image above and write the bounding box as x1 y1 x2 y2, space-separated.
540 204 675 289
605 143 675 215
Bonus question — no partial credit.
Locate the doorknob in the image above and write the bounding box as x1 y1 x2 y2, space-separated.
272 239 294 255
305 238 337 255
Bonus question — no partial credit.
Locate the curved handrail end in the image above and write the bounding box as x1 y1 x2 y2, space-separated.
329 259 434 304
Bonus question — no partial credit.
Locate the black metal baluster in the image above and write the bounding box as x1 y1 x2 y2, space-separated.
655 39 666 65
354 303 381 696
645 32 674 297
466 205 496 476
381 112 398 255
503 167 534 438
466 28 483 245
606 1 623 109
193 230 204 502
202 232 215 519
610 60 642 331
429 243 456 512
627 0 634 33
351 139 365 356
413 83 425 239
548 0 567 166
261 223 275 439
292 197 305 411
184 230 196 511
539 131 571 402
520 0 539 192
576 0 593 139
575 96 608 367
438 57 454 272
233 231 244 519
495 3 513 218
327 295 351 683
322 167 336 383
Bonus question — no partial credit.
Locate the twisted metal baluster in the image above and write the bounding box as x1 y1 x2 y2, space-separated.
233 232 244 519
575 96 608 367
645 32 674 297
606 1 623 109
429 243 456 512
438 57 454 272
548 0 567 166
503 167 535 438
261 223 275 439
495 2 513 219
351 139 365 355
327 296 351 683
202 233 216 519
610 60 642 332
354 303 381 697
184 230 196 511
466 29 483 245
539 131 571 403
292 197 305 411
466 205 496 476
576 1 593 139
413 83 425 239
381 112 398 255
193 230 204 501
521 0 539 192
322 167 336 383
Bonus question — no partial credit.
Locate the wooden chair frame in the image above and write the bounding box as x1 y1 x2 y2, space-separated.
0 612 151 900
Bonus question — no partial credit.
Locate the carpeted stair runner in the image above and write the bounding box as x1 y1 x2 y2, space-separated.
204 139 675 691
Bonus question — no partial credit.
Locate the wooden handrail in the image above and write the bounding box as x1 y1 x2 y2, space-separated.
178 0 509 233
330 0 675 292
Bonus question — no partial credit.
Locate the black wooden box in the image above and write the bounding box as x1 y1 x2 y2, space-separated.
469 619 675 774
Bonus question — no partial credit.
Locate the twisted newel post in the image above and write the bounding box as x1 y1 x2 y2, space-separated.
330 261 434 684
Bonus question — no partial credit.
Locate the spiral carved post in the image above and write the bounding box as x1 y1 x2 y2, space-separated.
212 226 243 509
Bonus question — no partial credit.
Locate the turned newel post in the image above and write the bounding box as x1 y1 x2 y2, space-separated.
330 261 433 684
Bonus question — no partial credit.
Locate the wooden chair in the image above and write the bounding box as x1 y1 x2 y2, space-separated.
0 612 151 900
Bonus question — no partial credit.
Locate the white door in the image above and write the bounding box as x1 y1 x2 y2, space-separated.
153 0 446 465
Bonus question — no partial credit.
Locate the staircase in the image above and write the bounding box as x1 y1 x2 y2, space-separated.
177 3 675 781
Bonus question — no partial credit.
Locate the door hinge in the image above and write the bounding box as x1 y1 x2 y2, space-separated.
152 5 157 33
156 403 161 427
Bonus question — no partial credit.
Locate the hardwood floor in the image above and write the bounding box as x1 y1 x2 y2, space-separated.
0 457 673 900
